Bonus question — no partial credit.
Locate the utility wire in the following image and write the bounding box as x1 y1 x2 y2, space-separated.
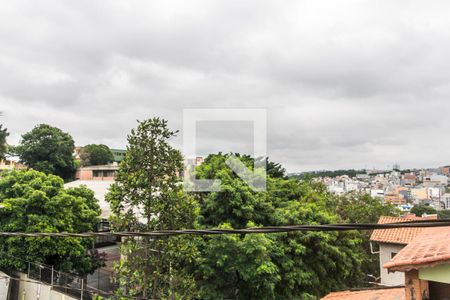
0 219 449 238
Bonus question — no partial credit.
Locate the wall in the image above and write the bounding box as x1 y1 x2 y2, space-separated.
380 243 406 286
75 169 93 180
13 273 78 300
419 264 450 284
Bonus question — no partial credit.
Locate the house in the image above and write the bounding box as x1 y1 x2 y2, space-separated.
424 175 448 186
384 190 406 205
411 187 428 202
370 214 438 286
384 226 450 299
0 158 24 172
111 148 126 163
323 222 450 300
440 166 450 176
371 189 385 199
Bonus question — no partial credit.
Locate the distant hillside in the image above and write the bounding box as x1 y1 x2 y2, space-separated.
289 169 366 179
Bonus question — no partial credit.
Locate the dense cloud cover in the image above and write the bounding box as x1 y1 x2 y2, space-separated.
1 0 450 171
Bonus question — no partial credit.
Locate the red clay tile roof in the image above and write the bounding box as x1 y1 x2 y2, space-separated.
321 287 405 300
370 215 438 245
384 226 450 272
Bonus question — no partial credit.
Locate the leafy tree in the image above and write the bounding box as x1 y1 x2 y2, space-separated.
0 169 102 275
193 153 364 299
410 204 437 217
438 210 450 220
333 193 400 224
331 193 400 280
0 124 8 161
80 144 114 166
15 124 76 180
106 118 198 299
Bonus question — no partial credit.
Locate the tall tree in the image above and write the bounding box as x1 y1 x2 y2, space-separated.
106 118 198 299
0 124 8 161
331 192 400 281
0 169 102 275
80 144 114 166
15 124 76 180
193 153 364 299
410 204 437 217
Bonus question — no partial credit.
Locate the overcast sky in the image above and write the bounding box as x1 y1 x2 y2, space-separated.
1 0 450 172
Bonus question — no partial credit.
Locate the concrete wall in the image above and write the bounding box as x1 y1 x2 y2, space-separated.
13 273 78 300
380 243 406 286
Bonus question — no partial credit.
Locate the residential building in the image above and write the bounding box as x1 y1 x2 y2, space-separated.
384 227 450 299
370 214 438 286
0 159 24 172
75 164 118 181
440 166 450 176
411 187 428 202
444 193 450 209
424 175 448 186
384 190 406 205
324 222 450 300
111 149 126 163
371 189 385 199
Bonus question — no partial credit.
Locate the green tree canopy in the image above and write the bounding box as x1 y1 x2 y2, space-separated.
193 153 365 299
331 192 400 279
107 118 198 299
0 124 8 161
410 204 437 217
0 169 102 275
80 144 114 166
15 124 76 180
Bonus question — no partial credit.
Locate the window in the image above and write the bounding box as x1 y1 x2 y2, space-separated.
391 252 397 259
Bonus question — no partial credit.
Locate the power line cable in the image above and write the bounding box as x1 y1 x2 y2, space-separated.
0 219 449 237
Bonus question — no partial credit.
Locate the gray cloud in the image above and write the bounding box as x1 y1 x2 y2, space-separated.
1 0 450 172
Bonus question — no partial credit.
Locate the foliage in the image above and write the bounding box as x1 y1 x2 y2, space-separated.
106 118 199 299
0 169 102 275
0 124 9 161
331 192 400 280
15 124 76 180
193 153 365 299
80 144 114 166
332 193 400 224
410 204 437 217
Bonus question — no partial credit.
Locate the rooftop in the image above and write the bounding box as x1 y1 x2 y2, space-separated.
384 226 450 272
321 287 405 300
370 214 438 245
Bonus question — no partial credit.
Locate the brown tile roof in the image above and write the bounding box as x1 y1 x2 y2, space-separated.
321 287 405 300
370 214 438 245
384 226 450 272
